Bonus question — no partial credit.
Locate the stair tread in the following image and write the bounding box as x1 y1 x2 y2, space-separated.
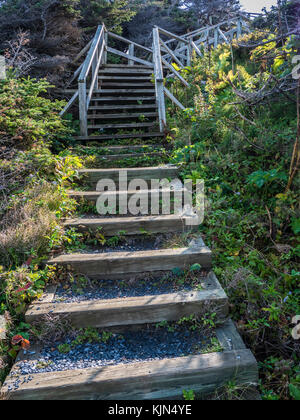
87 122 158 129
26 272 228 328
89 104 157 110
1 320 258 400
76 132 164 141
87 112 158 119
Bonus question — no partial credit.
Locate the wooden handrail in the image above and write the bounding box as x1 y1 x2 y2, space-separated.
79 25 105 83
78 24 106 136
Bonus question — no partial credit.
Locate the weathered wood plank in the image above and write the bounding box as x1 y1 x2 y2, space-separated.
48 246 212 278
107 47 153 68
26 280 228 329
64 214 191 235
88 104 157 111
75 132 164 141
87 112 158 120
77 166 179 188
1 348 258 400
87 122 157 130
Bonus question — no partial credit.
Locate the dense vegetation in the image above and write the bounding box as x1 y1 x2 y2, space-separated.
166 30 299 400
0 0 299 401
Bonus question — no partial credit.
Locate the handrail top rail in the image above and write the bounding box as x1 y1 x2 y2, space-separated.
184 17 244 39
79 24 105 83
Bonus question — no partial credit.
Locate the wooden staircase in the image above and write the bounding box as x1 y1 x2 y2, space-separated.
1 19 259 401
1 126 258 400
79 64 163 142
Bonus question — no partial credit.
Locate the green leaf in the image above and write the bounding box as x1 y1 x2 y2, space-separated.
289 384 300 400
291 218 300 235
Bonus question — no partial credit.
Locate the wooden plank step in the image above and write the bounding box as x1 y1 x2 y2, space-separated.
68 188 187 207
98 69 153 75
103 64 153 69
76 145 162 154
100 83 154 88
88 152 163 162
87 112 158 120
48 246 212 278
25 273 228 329
94 89 155 95
76 132 164 141
88 104 157 111
99 76 152 81
91 96 156 102
64 214 190 235
1 321 258 400
77 166 179 188
91 96 156 104
87 122 158 130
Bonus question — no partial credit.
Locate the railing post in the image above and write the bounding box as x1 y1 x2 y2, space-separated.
237 18 242 38
79 81 87 137
153 27 166 132
103 31 108 64
92 49 99 91
128 43 134 66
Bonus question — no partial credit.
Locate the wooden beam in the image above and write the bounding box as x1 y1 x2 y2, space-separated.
106 47 153 68
159 38 185 68
156 26 189 45
164 87 185 110
107 32 152 54
161 58 189 88
59 91 79 117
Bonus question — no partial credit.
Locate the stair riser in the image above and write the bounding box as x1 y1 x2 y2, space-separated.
87 113 158 120
76 133 164 141
49 248 212 279
82 152 163 162
90 98 156 105
93 90 155 97
26 294 228 330
78 167 179 189
64 216 193 236
1 349 258 400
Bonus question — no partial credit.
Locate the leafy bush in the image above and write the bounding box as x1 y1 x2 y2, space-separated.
0 76 82 384
167 30 300 400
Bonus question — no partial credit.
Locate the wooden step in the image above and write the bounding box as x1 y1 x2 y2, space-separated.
64 214 191 235
73 145 162 154
88 104 157 111
77 166 179 188
87 112 158 120
25 273 228 329
104 64 153 69
90 96 156 103
1 320 258 400
99 76 152 81
68 188 187 211
94 89 155 96
99 68 153 73
100 83 154 88
76 132 164 141
87 122 158 130
90 152 163 162
48 244 212 279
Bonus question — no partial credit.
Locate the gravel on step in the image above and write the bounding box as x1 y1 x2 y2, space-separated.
53 272 205 304
14 327 218 377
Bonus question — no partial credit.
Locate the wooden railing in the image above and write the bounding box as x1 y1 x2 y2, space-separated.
60 16 252 136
